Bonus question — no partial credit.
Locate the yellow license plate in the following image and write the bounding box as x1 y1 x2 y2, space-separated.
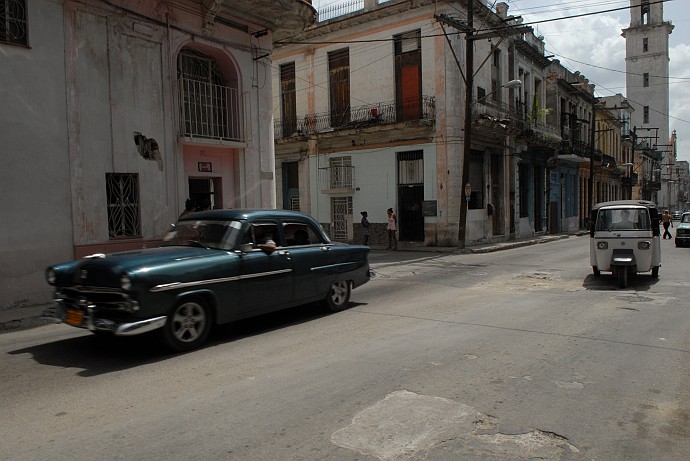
64 309 84 327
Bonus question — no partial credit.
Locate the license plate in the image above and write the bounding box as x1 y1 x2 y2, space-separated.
64 309 84 327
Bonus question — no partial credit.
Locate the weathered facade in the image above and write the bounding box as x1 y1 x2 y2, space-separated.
0 0 316 309
271 0 569 247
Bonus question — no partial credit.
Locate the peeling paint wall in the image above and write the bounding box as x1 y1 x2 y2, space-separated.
0 0 280 308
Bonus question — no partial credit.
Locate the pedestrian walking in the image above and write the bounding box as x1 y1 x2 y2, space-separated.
661 209 673 239
360 211 370 245
386 208 397 250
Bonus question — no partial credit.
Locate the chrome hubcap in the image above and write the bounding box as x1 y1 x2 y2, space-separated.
172 302 206 343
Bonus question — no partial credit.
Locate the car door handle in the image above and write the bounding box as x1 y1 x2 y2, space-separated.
320 246 331 251
277 250 290 256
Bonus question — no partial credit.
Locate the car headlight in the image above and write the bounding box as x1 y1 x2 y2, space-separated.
46 268 56 285
638 241 650 250
597 242 608 250
120 274 132 291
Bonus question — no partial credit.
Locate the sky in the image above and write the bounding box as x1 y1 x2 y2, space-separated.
311 0 690 163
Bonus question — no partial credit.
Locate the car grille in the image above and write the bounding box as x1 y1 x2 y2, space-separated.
677 229 689 236
57 286 137 312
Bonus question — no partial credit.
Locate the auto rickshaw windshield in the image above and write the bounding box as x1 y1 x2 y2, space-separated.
596 208 650 231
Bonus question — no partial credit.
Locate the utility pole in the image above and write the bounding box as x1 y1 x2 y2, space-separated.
436 5 530 249
588 97 597 219
458 0 474 249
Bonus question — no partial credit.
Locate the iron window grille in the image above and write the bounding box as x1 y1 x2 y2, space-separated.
106 173 141 238
1 0 27 46
178 49 243 142
319 157 354 191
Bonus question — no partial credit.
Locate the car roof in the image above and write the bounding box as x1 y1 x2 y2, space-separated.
592 200 657 211
179 209 317 222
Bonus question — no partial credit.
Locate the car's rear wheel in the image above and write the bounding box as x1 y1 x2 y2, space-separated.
592 266 600 276
651 266 659 278
158 297 212 351
325 280 351 312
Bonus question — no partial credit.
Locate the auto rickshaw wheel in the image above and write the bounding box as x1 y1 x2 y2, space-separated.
617 267 628 288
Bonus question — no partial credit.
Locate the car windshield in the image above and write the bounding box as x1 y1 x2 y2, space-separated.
161 219 243 250
596 208 650 231
682 214 690 224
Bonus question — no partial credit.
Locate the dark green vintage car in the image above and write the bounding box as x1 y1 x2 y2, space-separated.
46 210 372 351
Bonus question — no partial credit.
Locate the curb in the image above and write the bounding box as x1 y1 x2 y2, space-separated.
0 305 55 334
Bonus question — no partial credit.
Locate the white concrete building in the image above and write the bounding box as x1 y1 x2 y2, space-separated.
272 0 555 247
0 0 316 309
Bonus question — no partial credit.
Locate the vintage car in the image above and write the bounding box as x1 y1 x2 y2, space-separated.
589 200 661 288
675 212 690 247
46 210 372 351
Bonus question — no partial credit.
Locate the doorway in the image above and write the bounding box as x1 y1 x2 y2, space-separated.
189 178 222 210
397 150 424 241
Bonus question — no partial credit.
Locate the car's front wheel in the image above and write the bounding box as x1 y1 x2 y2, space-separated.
158 297 212 351
325 280 351 312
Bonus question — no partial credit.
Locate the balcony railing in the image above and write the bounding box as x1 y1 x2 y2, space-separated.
473 99 562 147
179 77 244 142
318 165 355 192
274 96 435 140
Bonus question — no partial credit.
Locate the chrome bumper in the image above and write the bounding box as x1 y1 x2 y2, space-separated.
52 303 167 336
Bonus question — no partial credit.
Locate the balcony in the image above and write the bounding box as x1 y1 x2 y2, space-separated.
472 100 560 147
472 99 522 136
179 78 244 143
641 179 662 191
318 165 355 193
274 96 435 140
621 173 638 187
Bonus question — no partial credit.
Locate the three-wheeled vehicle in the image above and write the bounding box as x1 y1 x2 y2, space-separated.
589 200 661 288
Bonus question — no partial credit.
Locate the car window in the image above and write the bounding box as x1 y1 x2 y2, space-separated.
162 220 241 250
242 222 280 248
283 222 324 246
682 214 690 224
597 209 649 231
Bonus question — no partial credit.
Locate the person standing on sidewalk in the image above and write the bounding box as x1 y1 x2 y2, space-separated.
386 208 397 250
661 210 673 239
360 211 370 246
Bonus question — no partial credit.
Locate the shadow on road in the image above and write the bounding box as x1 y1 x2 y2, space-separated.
8 301 366 376
582 273 660 291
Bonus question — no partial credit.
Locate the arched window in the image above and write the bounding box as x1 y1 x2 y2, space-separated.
178 48 242 141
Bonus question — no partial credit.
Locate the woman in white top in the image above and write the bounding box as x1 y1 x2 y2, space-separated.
386 208 397 250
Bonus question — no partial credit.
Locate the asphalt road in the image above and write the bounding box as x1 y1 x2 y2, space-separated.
1 236 688 460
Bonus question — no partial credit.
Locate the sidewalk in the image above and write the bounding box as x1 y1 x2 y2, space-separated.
0 232 585 334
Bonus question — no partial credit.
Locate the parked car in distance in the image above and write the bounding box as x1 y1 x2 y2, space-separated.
671 210 683 221
46 210 372 351
675 212 690 247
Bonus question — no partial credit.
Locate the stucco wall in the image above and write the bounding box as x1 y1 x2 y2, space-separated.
0 0 278 309
309 143 438 239
0 0 72 307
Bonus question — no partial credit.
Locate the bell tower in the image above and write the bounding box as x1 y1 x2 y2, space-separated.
622 0 674 205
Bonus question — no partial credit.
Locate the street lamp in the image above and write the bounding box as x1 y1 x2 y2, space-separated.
475 79 523 104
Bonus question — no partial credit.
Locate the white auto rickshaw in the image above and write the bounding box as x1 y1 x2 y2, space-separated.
589 200 661 288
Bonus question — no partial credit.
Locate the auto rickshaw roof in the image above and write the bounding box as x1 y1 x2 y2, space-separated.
592 200 658 211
